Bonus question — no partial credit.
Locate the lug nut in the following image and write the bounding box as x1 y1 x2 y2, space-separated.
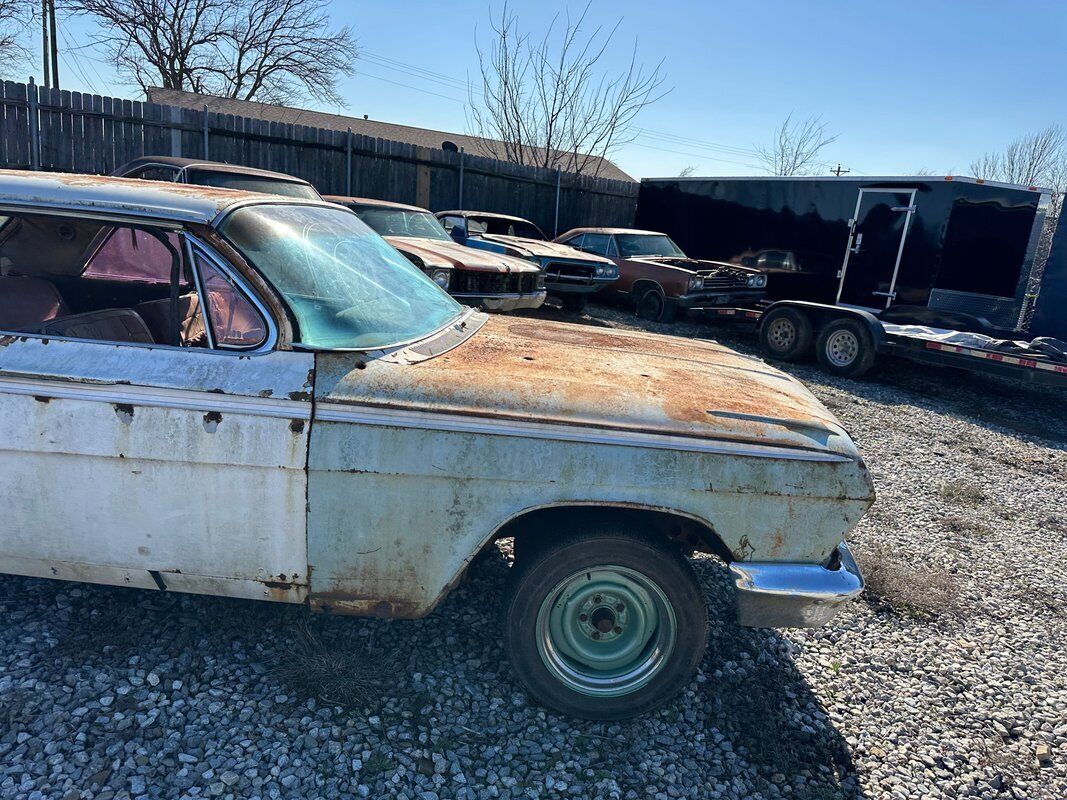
591 631 601 640
613 626 622 634
593 595 602 603
579 613 588 622
615 603 624 612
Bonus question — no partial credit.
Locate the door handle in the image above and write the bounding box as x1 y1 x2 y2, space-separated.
849 232 863 254
872 290 896 298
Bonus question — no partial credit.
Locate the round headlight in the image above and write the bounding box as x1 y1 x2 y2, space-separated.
595 264 606 276
430 268 451 289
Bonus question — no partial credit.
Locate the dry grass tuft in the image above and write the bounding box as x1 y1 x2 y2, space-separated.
270 616 394 710
937 479 986 506
855 541 959 621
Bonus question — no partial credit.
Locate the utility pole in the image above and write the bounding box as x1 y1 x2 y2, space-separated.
40 0 49 88
39 0 59 89
47 0 59 90
831 163 850 177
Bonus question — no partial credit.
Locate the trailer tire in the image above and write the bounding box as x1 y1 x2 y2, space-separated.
759 307 814 361
816 318 877 378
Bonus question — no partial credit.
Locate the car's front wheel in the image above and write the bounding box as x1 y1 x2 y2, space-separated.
502 527 708 719
560 294 588 314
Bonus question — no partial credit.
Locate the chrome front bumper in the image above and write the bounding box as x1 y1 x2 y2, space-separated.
729 542 864 628
454 291 547 312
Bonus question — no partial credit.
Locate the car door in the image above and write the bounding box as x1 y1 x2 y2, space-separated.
0 211 315 603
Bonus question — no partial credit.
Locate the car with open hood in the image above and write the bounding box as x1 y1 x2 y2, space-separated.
556 227 768 322
326 196 546 312
112 156 323 201
0 172 874 720
436 210 618 313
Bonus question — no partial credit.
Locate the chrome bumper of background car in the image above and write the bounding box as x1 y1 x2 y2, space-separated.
457 291 547 312
729 542 864 628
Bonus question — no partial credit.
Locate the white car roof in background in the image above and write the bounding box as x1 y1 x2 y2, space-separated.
0 170 331 225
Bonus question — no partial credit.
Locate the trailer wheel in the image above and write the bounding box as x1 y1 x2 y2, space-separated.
816 318 877 378
759 307 813 361
502 527 707 720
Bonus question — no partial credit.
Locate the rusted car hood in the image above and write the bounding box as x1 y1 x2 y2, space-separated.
384 236 541 273
316 317 860 459
476 234 613 264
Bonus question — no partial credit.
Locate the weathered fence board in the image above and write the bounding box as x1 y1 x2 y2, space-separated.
0 80 638 232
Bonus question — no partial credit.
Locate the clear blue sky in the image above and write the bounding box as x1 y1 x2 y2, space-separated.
39 0 1067 179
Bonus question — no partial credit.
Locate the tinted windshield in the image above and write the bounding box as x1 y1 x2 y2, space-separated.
616 234 686 258
468 216 546 240
187 170 323 201
353 207 451 241
220 205 463 350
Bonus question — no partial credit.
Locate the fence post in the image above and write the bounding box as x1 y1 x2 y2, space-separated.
345 128 352 196
554 168 562 237
458 148 465 209
168 106 182 157
202 105 209 159
27 78 40 170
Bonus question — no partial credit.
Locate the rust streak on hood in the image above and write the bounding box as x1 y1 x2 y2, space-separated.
316 317 859 458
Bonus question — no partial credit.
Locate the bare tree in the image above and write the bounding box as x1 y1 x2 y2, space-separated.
677 165 698 177
468 1 667 177
66 0 358 105
969 124 1066 188
0 0 30 73
755 114 838 176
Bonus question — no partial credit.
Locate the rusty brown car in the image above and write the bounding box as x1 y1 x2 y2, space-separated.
556 227 768 322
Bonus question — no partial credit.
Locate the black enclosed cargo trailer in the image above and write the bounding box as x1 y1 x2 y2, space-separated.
1031 212 1067 342
636 176 1050 330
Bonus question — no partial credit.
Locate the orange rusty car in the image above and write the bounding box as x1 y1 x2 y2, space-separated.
555 227 768 322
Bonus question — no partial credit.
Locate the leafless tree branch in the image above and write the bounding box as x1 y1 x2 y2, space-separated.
64 0 358 105
467 1 667 177
755 113 838 176
0 0 32 74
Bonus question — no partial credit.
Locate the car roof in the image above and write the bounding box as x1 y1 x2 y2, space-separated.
0 170 332 225
325 195 429 213
560 227 670 237
435 209 533 224
114 156 315 187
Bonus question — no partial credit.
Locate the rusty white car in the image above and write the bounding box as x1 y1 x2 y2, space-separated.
0 172 874 720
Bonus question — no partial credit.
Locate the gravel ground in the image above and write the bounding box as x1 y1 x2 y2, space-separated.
2 301 1066 800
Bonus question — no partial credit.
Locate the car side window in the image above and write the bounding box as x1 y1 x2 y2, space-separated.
193 252 268 349
83 228 184 284
578 233 611 256
440 216 465 234
563 234 584 250
132 166 179 182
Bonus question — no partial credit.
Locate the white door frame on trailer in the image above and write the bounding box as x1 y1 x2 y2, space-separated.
835 188 917 310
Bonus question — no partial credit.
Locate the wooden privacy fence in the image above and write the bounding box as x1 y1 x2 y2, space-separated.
0 79 638 235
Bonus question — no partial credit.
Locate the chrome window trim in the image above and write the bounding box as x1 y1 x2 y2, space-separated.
184 234 278 354
183 235 216 350
0 203 186 229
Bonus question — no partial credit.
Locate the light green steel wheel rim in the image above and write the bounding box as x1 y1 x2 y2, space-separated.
535 565 677 697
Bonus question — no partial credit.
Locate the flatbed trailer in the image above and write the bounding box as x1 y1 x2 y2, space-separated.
708 301 1067 388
